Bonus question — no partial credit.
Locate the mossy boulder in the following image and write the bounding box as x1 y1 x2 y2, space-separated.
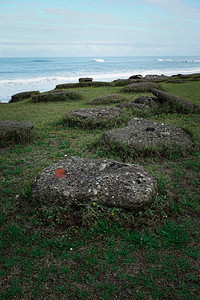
151 89 196 113
122 82 162 93
91 94 126 105
102 118 193 156
9 91 40 103
31 91 82 103
64 107 122 128
0 120 34 146
32 157 158 211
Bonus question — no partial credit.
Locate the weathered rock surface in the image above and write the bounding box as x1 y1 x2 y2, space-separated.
122 82 162 93
79 77 93 83
151 89 195 112
91 94 125 105
144 74 168 81
117 96 160 110
31 91 82 103
9 91 40 103
102 118 193 152
32 157 158 211
66 107 121 121
0 120 33 145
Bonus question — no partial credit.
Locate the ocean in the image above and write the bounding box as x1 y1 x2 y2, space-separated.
1 56 200 103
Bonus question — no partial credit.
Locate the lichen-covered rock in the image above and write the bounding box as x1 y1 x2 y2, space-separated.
32 157 158 211
102 118 193 153
91 94 125 105
31 91 82 103
0 120 34 146
64 107 122 128
122 82 162 93
79 77 93 83
9 91 40 103
151 89 195 112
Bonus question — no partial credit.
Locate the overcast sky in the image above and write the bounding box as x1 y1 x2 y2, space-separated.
0 0 200 57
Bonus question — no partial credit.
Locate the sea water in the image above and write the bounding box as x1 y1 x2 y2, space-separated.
1 56 200 103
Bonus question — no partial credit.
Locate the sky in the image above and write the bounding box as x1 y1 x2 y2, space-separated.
0 0 200 57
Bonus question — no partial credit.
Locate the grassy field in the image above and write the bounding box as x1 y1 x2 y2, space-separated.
0 80 200 299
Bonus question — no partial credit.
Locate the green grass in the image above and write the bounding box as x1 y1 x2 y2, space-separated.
0 81 200 299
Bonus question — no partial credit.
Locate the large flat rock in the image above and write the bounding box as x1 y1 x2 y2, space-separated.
64 107 122 128
32 157 158 211
102 118 193 152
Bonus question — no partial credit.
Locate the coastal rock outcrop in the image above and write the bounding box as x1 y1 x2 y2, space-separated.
0 120 34 146
118 95 159 110
151 88 195 112
32 157 158 211
129 75 143 80
79 77 93 83
122 82 162 93
102 118 193 154
9 91 40 103
31 91 82 103
64 107 122 128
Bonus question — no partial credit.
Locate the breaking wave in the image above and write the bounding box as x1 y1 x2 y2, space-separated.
92 58 105 63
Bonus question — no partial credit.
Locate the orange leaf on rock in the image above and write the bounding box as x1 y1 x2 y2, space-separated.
55 169 67 178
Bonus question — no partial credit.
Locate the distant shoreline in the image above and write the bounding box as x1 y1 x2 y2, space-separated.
1 56 200 103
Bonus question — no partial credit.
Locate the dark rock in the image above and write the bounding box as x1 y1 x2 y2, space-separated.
31 91 82 103
122 82 162 93
129 75 143 80
91 94 125 105
102 118 193 154
32 156 158 211
9 91 40 103
0 120 34 146
79 77 93 83
151 88 195 112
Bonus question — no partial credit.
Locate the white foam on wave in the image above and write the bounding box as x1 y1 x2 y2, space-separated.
156 58 173 62
92 58 105 63
1 67 200 103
